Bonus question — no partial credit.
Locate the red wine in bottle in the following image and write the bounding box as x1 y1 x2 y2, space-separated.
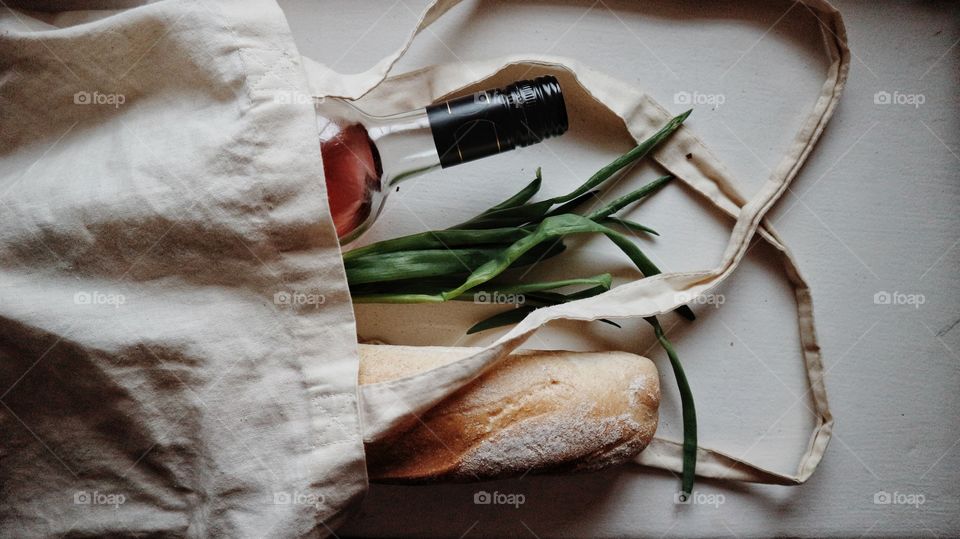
316 76 568 243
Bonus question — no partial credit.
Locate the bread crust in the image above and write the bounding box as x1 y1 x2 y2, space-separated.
359 344 659 482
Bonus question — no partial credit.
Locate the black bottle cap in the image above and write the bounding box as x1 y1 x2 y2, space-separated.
426 75 569 168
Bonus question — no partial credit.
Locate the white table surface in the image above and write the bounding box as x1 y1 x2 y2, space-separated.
280 1 960 536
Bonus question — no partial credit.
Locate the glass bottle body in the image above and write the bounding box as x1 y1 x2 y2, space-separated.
316 98 440 243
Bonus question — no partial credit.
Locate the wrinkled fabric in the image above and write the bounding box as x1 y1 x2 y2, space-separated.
0 1 366 537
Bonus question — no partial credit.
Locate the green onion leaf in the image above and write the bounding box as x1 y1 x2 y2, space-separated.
440 214 666 299
474 274 612 295
475 169 542 213
346 241 566 285
648 316 697 495
602 217 659 236
585 174 673 221
343 227 531 261
440 214 613 300
466 305 537 334
345 248 494 284
548 110 690 204
448 110 690 230
447 198 556 230
540 190 600 220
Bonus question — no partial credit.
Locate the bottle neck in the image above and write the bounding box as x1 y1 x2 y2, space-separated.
364 108 441 189
368 75 569 183
427 76 568 168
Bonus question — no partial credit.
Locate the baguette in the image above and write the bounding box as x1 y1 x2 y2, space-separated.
359 344 660 482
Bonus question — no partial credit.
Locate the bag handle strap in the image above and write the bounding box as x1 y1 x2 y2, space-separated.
305 0 461 100
320 0 849 486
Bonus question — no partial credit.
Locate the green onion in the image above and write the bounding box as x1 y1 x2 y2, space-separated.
649 316 697 496
602 217 659 236
345 241 565 284
342 227 531 261
465 306 538 334
543 109 691 205
585 174 673 221
484 168 543 211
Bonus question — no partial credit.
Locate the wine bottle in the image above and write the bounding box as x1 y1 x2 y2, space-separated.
316 76 568 243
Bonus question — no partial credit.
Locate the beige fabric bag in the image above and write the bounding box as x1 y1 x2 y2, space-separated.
0 1 365 537
303 0 849 487
0 0 848 537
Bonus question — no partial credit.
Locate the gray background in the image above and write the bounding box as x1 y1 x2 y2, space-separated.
281 1 959 536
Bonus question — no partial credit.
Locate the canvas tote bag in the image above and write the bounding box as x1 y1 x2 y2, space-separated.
0 1 366 537
0 1 848 538
303 0 849 488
